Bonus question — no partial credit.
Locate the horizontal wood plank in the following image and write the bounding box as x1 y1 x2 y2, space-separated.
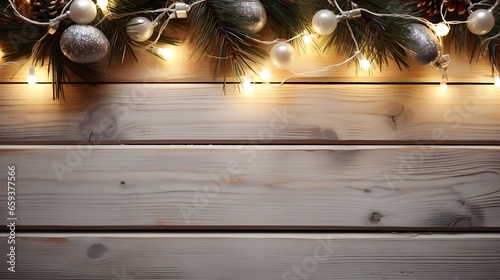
0 233 499 279
1 145 499 229
0 44 494 83
0 84 499 143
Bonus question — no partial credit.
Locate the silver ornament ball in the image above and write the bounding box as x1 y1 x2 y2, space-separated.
60 25 110 64
404 24 440 65
467 9 495 35
126 17 155 42
312 10 338 36
270 42 295 69
69 0 97 24
224 0 267 33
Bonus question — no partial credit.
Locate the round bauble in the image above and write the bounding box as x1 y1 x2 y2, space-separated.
60 25 110 64
467 9 495 35
126 17 155 42
312 10 338 36
403 24 440 65
219 0 267 33
270 42 295 69
69 0 97 24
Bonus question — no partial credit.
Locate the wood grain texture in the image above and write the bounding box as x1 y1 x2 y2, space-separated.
1 145 499 229
0 233 499 279
0 44 494 83
0 84 499 143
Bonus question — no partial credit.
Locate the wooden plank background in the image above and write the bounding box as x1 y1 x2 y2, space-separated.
0 233 499 279
0 145 499 229
0 84 499 143
1 35 500 278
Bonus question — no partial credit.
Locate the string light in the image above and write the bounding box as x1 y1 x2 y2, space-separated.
302 34 314 44
356 53 370 69
359 59 370 69
27 66 37 85
97 0 109 15
2 0 497 93
242 76 253 92
434 23 450 36
260 69 271 82
157 47 173 59
440 80 448 91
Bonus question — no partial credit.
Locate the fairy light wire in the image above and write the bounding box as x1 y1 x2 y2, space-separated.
260 52 359 88
2 0 491 88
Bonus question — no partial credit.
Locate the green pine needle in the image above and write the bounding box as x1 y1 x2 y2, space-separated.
187 0 267 89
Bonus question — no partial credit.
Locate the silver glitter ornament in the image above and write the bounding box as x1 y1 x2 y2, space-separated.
222 0 267 33
403 24 440 65
60 25 110 64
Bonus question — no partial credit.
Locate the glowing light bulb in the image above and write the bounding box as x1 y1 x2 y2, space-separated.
303 34 313 44
97 0 109 15
260 69 271 82
157 48 172 59
27 66 36 85
440 80 448 91
242 76 253 92
356 53 371 70
434 23 450 36
359 58 370 69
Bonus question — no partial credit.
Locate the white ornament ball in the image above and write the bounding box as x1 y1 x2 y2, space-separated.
60 25 110 64
312 10 338 36
126 17 155 42
69 0 97 24
270 42 295 69
467 9 495 35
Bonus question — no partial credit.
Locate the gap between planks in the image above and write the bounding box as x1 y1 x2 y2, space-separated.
2 145 500 150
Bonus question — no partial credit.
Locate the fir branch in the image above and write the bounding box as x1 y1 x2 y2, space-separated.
420 0 500 73
108 0 166 14
100 0 180 66
485 15 500 73
187 0 267 88
315 0 425 70
260 0 314 48
33 32 104 100
0 3 42 61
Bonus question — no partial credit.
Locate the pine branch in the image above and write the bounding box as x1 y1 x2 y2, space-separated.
33 32 104 100
314 0 423 70
187 0 267 88
101 0 179 66
422 0 499 74
260 0 315 48
0 3 42 61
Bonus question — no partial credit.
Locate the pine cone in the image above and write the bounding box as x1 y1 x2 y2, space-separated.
443 0 470 15
14 0 34 19
30 0 66 22
417 0 442 16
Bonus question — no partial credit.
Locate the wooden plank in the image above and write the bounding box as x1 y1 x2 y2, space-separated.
0 84 499 143
0 233 499 279
0 43 494 83
1 145 499 229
